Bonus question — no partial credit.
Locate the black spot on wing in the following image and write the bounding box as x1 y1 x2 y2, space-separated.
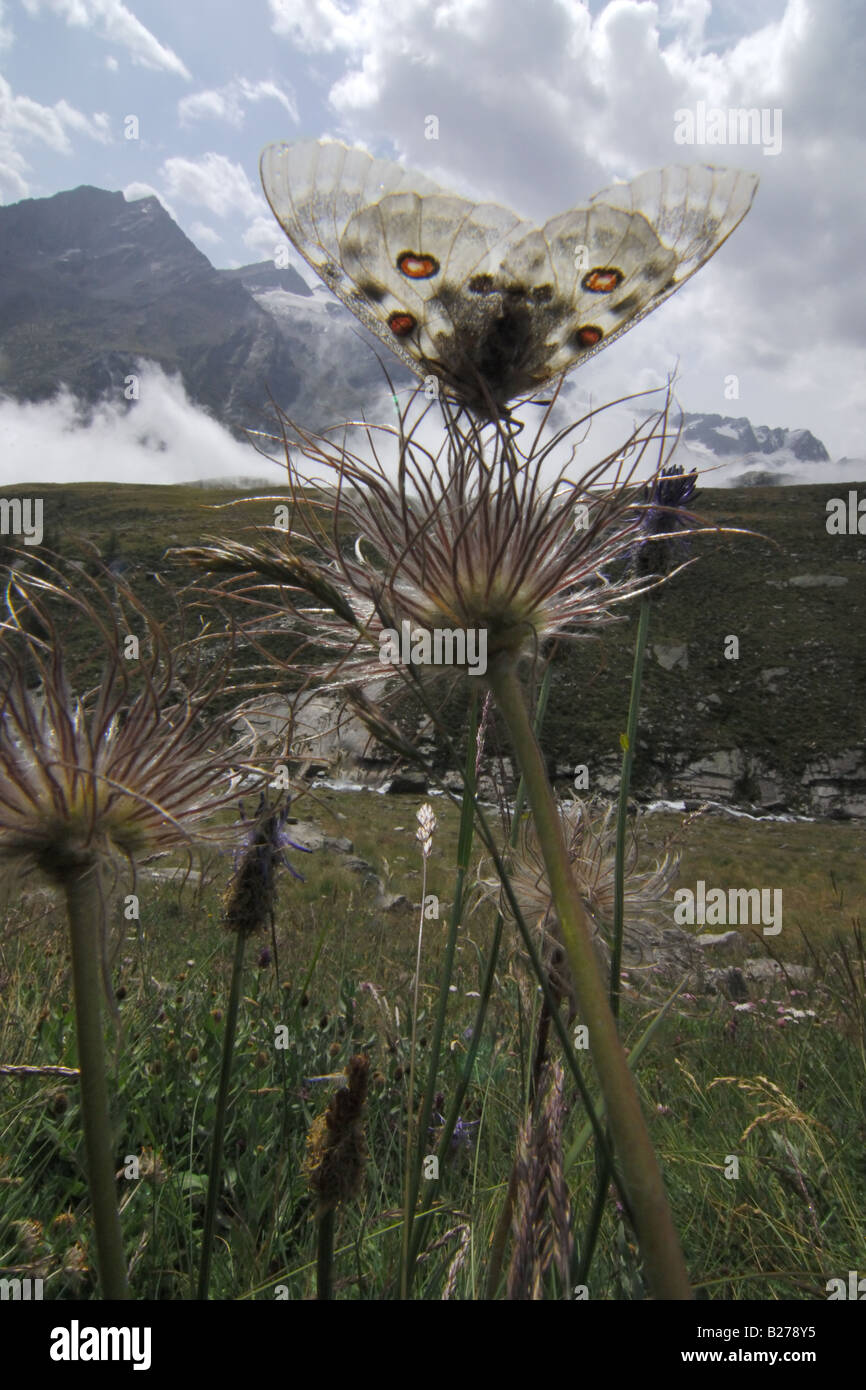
468 274 495 295
609 292 643 318
358 281 386 304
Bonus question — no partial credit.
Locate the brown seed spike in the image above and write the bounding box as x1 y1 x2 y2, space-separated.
396 251 440 279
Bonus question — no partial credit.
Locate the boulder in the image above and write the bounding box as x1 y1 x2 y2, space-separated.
696 930 747 959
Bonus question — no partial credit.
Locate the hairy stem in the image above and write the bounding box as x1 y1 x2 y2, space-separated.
611 596 651 1015
63 862 130 1300
401 848 430 1298
487 653 692 1301
579 596 653 1288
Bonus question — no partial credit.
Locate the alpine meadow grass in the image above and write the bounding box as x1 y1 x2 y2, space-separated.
0 395 863 1304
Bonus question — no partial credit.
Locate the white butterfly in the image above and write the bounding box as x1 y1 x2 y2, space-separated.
260 139 758 415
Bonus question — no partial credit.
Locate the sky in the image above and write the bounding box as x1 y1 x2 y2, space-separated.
1 0 865 483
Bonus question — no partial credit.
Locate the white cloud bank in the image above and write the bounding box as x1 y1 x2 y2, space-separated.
0 363 289 486
0 362 859 495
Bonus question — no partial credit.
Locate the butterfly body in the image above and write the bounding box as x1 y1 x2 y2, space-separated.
260 140 757 414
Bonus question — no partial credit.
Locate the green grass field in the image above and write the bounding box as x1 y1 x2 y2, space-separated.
1 790 864 1300
1 478 864 1301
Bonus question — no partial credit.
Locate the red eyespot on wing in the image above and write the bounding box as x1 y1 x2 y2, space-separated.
581 268 624 294
573 325 603 349
397 251 440 280
388 311 417 337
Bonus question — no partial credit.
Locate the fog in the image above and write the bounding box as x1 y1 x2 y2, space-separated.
1 362 862 494
0 364 285 488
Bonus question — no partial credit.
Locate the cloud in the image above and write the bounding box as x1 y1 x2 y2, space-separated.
122 181 177 219
0 360 852 496
242 212 321 284
178 78 298 129
269 0 363 53
659 0 712 52
0 75 111 153
160 152 261 218
0 363 285 486
53 100 112 143
266 0 798 202
189 219 222 247
21 0 191 78
0 73 112 200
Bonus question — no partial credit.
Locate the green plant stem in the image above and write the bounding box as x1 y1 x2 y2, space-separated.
404 664 612 1287
426 665 551 1196
402 696 479 1298
63 862 130 1300
401 848 431 1299
611 596 651 1015
486 653 692 1301
197 924 248 1299
316 1208 335 1300
580 596 653 1288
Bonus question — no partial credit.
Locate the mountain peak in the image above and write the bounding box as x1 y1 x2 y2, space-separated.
0 182 304 434
678 412 829 463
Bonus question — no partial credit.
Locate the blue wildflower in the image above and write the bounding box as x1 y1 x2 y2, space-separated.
634 464 698 578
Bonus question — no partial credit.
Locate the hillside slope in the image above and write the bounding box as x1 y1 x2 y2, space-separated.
0 479 863 815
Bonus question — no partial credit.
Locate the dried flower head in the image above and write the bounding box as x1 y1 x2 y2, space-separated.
0 560 261 885
176 385 690 705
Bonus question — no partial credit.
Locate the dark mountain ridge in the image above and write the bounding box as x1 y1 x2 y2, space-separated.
0 185 307 436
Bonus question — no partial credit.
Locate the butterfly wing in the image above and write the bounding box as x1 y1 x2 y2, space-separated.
260 140 456 380
336 191 534 398
508 164 759 384
261 141 758 411
261 139 536 398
